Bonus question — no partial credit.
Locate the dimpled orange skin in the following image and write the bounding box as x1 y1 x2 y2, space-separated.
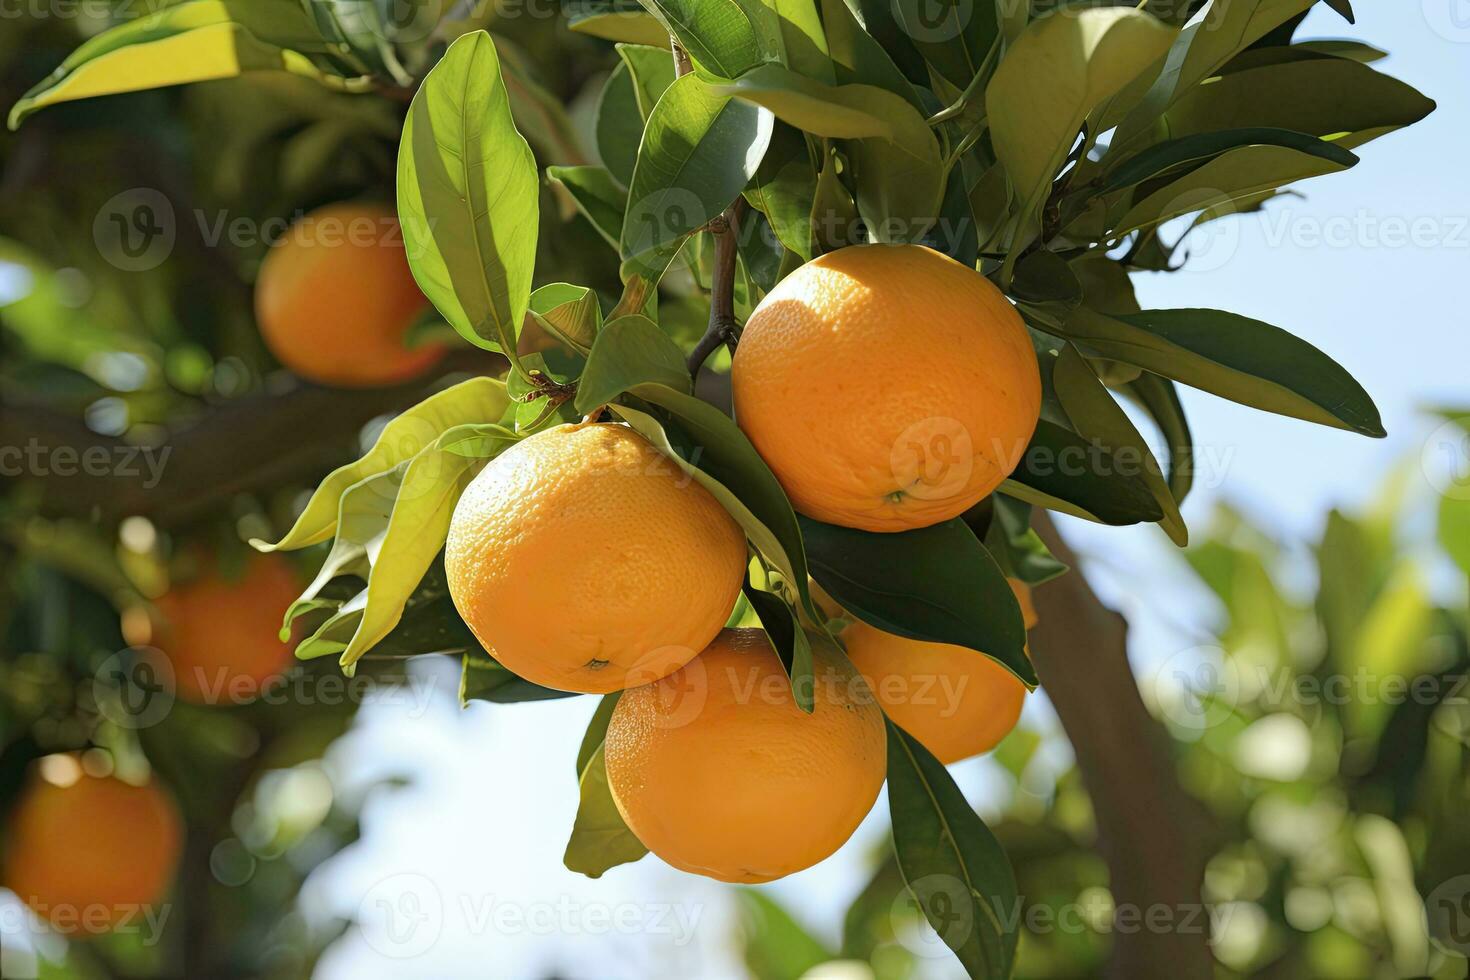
731 244 1041 532
153 554 299 704
4 761 182 930
606 629 886 883
255 202 444 387
445 423 747 694
843 578 1037 765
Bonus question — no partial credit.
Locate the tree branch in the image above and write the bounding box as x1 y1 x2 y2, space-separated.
687 197 747 376
1027 512 1214 980
0 350 499 529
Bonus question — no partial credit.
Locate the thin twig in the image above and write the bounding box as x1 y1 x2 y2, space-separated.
687 198 747 376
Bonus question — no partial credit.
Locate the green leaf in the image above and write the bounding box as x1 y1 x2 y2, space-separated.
637 0 764 76
1001 418 1165 526
568 0 672 47
771 0 833 84
801 516 1035 686
596 61 643 187
1115 143 1355 236
746 125 817 257
575 315 692 413
610 402 808 611
984 497 1068 587
620 75 774 282
742 577 815 712
257 378 511 552
1162 56 1435 151
576 693 623 777
564 744 648 877
546 165 628 249
710 63 911 139
811 142 861 253
737 891 834 980
818 0 925 108
887 720 1019 979
890 0 999 91
1120 371 1194 505
461 651 575 704
1053 344 1186 545
8 1 352 128
398 32 539 368
1057 307 1384 437
529 283 602 356
1113 0 1317 146
985 8 1177 252
618 42 679 119
624 385 813 614
1100 127 1359 194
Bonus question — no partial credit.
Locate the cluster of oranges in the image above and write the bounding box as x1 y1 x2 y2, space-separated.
446 243 1043 881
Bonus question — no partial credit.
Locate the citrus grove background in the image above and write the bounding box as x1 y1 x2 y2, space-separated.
0 1 1465 979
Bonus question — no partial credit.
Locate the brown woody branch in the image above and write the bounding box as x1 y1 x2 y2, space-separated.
0 349 498 529
1027 511 1214 980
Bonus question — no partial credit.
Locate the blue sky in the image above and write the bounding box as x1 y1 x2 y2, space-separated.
309 5 1469 977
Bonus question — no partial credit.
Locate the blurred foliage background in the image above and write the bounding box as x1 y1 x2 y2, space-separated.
0 3 1466 980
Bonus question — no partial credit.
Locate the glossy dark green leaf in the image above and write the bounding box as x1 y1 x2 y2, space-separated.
742 576 815 712
620 75 774 282
1057 307 1384 437
891 0 999 91
564 744 648 877
1100 127 1359 193
801 516 1034 685
887 720 1019 979
575 315 692 413
398 32 538 362
1053 343 1186 545
1002 418 1166 527
461 650 574 704
983 497 1069 587
1120 372 1194 505
546 165 628 249
818 0 925 108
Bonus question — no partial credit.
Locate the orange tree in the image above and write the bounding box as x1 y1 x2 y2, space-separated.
7 1 1435 977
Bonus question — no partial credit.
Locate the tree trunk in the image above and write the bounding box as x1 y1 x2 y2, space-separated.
1027 513 1215 980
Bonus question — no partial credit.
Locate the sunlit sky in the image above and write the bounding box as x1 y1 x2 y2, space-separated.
210 4 1470 977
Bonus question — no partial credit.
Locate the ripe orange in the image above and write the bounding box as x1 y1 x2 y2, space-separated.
843 578 1037 764
151 553 299 704
255 202 444 387
731 244 1041 532
605 628 886 883
445 423 747 694
4 754 182 932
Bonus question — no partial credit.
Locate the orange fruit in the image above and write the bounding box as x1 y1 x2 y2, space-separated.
152 553 299 704
843 578 1036 764
605 628 886 883
446 423 747 694
255 202 443 387
4 754 182 932
731 244 1041 532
